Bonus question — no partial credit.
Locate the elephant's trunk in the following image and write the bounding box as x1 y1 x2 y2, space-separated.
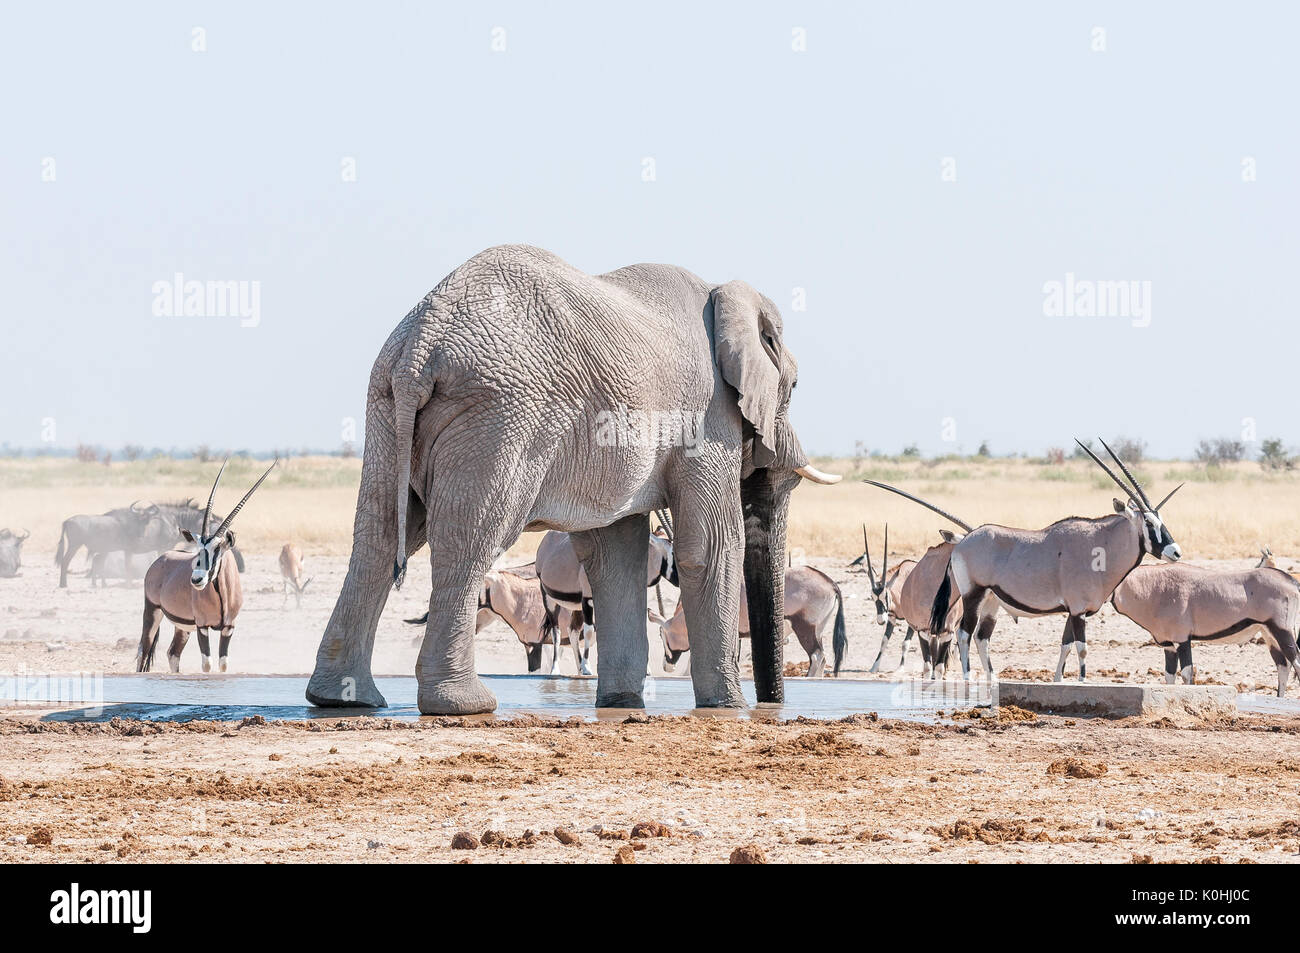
741 468 792 704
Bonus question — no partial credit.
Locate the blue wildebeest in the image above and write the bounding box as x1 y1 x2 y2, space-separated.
56 499 245 587
0 529 30 578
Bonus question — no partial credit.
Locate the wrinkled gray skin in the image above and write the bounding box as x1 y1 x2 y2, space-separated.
0 529 28 578
307 245 834 714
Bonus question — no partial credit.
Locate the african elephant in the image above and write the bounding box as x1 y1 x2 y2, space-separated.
306 245 840 715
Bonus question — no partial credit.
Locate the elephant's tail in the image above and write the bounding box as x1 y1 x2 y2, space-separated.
831 579 848 676
392 382 421 589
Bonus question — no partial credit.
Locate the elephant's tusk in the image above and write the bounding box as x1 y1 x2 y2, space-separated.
795 464 842 485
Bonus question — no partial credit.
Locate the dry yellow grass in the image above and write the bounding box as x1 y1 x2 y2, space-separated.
797 456 1300 561
3 455 1299 563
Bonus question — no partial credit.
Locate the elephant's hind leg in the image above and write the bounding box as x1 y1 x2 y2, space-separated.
415 486 528 714
571 513 652 707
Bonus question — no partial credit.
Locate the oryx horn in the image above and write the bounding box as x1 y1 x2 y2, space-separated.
1098 437 1153 509
882 522 889 580
1074 439 1143 510
202 457 229 537
1154 482 1184 512
655 508 674 541
860 524 876 585
862 480 973 533
213 459 278 537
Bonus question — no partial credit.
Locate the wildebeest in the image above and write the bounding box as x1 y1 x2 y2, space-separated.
279 543 312 608
56 499 246 587
137 460 275 674
89 550 157 587
0 529 29 578
1113 564 1300 696
647 565 847 677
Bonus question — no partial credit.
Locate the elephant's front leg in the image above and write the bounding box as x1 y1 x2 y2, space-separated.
672 485 746 708
572 514 651 707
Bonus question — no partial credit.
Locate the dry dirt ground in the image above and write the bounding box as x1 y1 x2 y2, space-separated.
1 710 1299 863
2 547 1300 864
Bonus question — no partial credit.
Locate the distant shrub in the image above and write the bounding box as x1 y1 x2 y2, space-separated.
122 444 144 462
976 441 991 458
1109 437 1145 464
1260 438 1293 471
901 444 920 458
75 444 97 464
1045 447 1065 466
1194 438 1245 467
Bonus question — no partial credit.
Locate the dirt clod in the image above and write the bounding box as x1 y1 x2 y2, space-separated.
451 832 479 850
1047 757 1108 779
729 844 767 864
613 845 636 864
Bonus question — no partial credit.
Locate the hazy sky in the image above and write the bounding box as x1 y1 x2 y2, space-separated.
2 2 1296 458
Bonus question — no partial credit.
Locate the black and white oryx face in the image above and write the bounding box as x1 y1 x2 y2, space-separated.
1116 501 1181 562
182 456 278 591
1077 438 1184 564
856 524 892 624
181 529 234 589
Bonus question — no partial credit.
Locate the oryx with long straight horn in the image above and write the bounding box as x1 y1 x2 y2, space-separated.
861 523 917 672
136 459 277 673
925 438 1182 682
862 482 994 678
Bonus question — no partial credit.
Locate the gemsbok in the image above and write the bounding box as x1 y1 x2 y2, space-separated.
858 493 998 678
1112 564 1300 696
647 565 847 677
279 543 313 608
136 460 276 674
859 525 919 672
536 518 677 676
405 566 587 673
931 439 1181 681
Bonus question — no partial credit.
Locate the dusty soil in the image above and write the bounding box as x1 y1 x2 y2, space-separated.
0 548 1292 694
1 709 1298 863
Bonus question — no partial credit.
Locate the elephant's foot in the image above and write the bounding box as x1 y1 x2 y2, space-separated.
595 689 645 709
306 667 388 708
417 674 497 715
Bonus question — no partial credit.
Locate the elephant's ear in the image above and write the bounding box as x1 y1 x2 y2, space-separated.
712 281 782 465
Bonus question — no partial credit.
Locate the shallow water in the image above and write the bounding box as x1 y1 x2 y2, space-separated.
2 674 993 723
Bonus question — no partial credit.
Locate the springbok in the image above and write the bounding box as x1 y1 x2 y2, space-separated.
136 460 275 674
279 543 313 608
647 565 847 677
1113 563 1300 696
910 439 1182 682
536 518 677 676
